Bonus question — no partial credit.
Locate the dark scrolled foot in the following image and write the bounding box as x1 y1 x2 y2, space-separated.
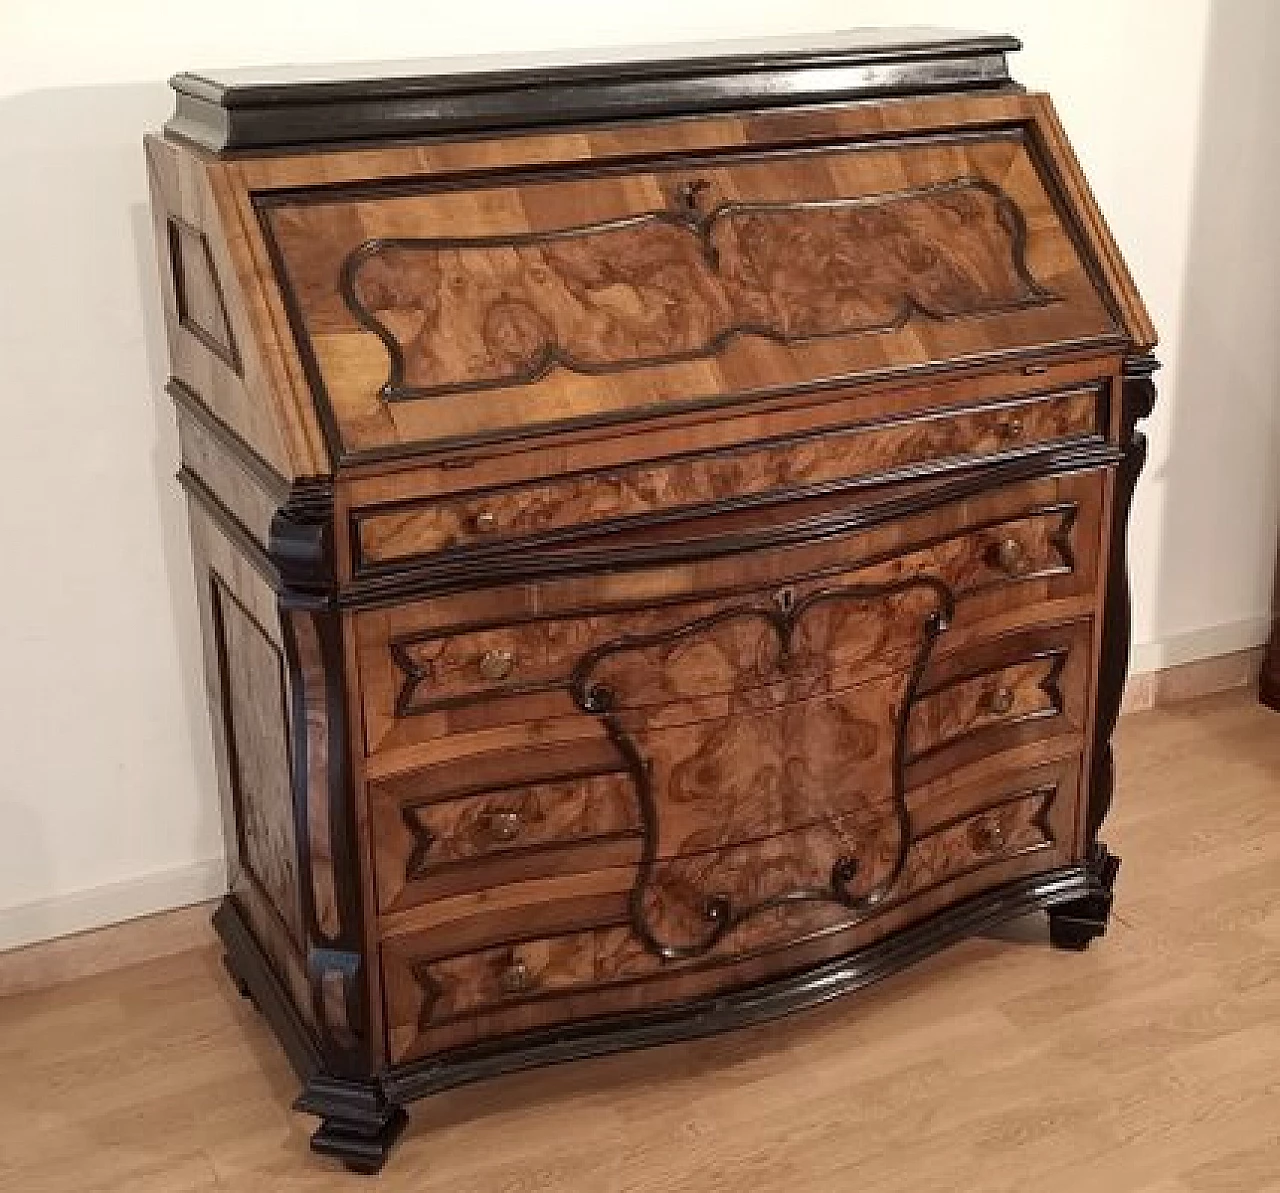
220 952 254 1003
310 1105 408 1175
1048 845 1121 952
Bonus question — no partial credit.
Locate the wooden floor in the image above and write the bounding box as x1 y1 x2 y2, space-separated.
2 690 1278 1191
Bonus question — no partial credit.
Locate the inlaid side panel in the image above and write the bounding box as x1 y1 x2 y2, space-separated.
185 503 316 1032
146 136 302 478
210 575 302 947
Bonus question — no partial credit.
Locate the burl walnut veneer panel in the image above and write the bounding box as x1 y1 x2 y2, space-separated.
148 30 1157 1173
261 134 1120 459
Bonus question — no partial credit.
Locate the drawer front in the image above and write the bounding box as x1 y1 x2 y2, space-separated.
357 473 1103 762
353 382 1105 571
381 758 1079 1064
372 761 642 912
906 618 1092 780
261 130 1120 460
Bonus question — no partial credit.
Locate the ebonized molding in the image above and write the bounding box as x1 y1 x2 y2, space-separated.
1087 354 1158 842
168 30 1020 154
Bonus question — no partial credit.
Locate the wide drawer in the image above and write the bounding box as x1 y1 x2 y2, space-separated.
352 380 1105 572
356 472 1103 764
261 129 1120 460
380 756 1080 1064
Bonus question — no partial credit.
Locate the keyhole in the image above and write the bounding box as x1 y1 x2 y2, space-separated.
774 586 796 615
675 178 711 212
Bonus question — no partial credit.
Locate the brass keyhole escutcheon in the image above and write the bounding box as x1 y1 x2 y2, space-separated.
478 648 516 682
471 508 499 534
996 416 1025 441
774 585 796 615
674 177 711 212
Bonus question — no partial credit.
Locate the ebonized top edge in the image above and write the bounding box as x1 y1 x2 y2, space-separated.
165 28 1021 154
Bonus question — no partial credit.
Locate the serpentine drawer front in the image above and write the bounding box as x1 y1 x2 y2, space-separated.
149 30 1157 1172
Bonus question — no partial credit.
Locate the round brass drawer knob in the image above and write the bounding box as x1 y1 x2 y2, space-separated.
477 648 516 682
471 509 499 534
991 536 1031 577
969 818 1007 854
499 957 533 995
484 810 523 842
983 686 1016 716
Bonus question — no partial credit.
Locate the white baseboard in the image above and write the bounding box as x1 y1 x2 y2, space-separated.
0 858 226 953
1130 615 1272 676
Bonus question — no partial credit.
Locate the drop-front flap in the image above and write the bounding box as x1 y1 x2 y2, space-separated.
257 125 1129 462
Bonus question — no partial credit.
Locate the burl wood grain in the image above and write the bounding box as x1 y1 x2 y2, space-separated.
382 781 1061 1061
343 178 1052 399
363 488 1087 759
185 503 317 1030
211 578 303 949
355 385 1101 566
373 771 641 912
262 133 1120 456
906 652 1066 761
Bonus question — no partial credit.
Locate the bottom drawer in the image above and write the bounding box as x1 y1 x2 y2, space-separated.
381 757 1079 1064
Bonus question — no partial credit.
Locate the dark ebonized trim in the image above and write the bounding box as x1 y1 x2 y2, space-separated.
1087 356 1157 842
168 32 1020 154
169 377 291 503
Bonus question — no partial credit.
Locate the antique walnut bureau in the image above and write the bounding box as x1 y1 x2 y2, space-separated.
146 29 1158 1172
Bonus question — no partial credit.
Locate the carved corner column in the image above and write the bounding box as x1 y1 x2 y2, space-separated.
1050 352 1158 950
269 486 406 1173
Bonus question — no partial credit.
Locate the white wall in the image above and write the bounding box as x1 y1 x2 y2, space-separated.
1 0 1276 949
